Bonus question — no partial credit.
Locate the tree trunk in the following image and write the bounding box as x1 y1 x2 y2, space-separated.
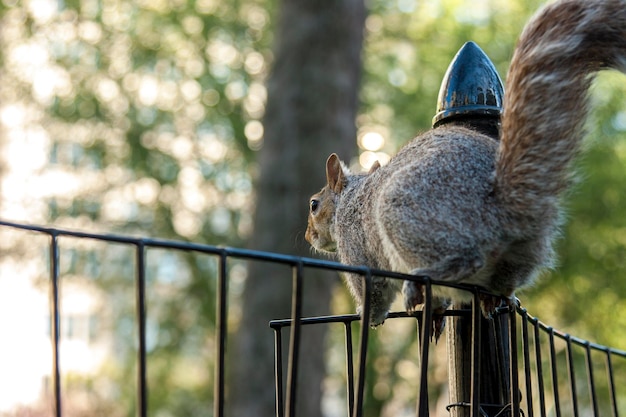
228 1 365 417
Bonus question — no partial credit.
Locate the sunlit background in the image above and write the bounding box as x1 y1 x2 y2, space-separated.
0 0 625 415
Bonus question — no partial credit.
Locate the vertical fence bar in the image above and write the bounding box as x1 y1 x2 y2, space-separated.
548 329 561 417
353 270 372 417
344 322 355 417
446 301 472 417
284 262 303 417
416 280 432 416
135 242 147 417
585 343 599 417
49 233 62 417
274 327 284 417
509 307 520 417
521 310 535 417
565 336 579 417
470 291 481 417
214 252 228 417
605 350 618 417
533 321 547 417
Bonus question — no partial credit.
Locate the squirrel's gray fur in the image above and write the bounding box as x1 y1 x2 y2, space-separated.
305 0 626 327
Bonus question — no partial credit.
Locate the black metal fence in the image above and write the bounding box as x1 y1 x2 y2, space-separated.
1 220 625 417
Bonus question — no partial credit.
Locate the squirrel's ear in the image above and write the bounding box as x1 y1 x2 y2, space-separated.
368 160 381 174
326 153 346 193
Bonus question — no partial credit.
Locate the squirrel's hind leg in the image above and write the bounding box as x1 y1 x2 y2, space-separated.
478 293 519 318
402 280 450 342
402 279 424 313
403 252 484 311
402 252 485 340
408 252 485 283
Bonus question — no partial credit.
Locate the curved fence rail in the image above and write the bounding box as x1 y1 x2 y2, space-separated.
0 220 624 417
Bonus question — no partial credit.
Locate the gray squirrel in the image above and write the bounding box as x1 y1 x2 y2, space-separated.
305 0 626 328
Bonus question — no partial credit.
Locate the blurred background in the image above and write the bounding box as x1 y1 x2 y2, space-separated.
0 0 624 416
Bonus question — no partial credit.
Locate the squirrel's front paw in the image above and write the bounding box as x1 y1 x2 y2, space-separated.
357 305 388 327
369 310 389 327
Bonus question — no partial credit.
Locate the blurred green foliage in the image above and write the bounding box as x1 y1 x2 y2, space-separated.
0 0 625 415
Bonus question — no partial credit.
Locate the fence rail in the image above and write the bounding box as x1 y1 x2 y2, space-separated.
0 219 624 417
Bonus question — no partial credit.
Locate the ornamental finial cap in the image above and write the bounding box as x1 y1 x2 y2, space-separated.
432 41 504 128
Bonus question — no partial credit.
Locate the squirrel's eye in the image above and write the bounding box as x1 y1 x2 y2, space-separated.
310 199 319 213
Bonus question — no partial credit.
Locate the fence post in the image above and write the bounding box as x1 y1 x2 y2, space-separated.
446 303 515 417
432 41 517 416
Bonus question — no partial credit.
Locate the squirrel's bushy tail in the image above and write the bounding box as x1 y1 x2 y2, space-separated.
495 0 626 227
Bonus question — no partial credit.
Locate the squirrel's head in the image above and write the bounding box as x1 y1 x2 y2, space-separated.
305 153 380 253
305 154 346 252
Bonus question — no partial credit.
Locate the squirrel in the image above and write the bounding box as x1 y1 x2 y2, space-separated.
305 0 626 328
